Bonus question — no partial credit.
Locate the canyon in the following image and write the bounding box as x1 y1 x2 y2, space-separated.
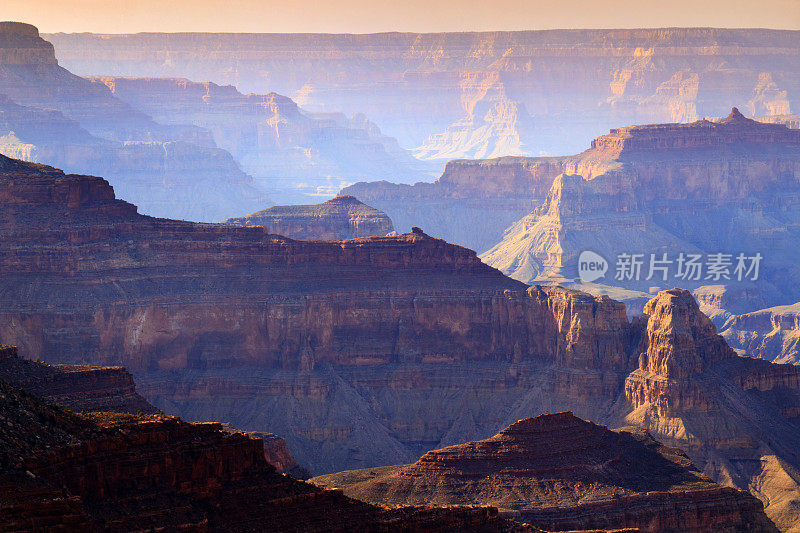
345 107 800 299
0 153 799 529
476 109 800 320
0 340 779 532
224 195 394 240
45 28 800 159
0 343 315 479
342 157 555 253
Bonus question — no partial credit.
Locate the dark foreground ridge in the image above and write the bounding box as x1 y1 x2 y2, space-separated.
0 377 533 532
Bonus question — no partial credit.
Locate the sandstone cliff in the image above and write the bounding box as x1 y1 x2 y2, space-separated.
413 81 537 161
623 289 800 533
342 157 559 252
0 22 268 221
0 344 158 414
479 110 800 310
224 195 395 240
0 341 320 480
311 412 777 532
249 431 313 479
347 108 800 263
45 28 800 158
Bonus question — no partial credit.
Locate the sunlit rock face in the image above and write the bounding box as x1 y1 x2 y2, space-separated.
1 153 800 529
90 77 433 185
0 22 267 221
46 28 800 157
344 108 800 278
475 111 800 316
311 412 778 533
225 195 395 240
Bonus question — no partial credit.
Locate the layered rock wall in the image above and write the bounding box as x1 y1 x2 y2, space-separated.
0 383 526 532
45 28 800 157
479 112 800 305
311 412 777 533
1 155 799 529
0 342 158 414
721 303 800 364
90 76 431 184
0 23 268 221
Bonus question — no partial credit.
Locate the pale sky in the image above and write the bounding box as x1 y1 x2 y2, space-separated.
4 0 799 34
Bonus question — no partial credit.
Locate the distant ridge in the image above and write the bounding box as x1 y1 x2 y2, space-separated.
224 195 395 240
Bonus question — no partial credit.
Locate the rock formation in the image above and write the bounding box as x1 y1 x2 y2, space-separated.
1 154 800 528
692 284 771 329
250 431 313 479
477 110 800 312
45 28 800 157
0 22 267 221
0 341 320 479
342 157 556 252
0 381 529 532
621 290 800 532
311 412 777 532
346 109 800 267
90 77 434 189
413 82 538 161
224 195 395 240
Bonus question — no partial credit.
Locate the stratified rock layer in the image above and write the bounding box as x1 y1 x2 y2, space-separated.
721 302 800 364
311 412 777 532
224 195 395 240
1 155 800 529
90 77 432 186
251 431 313 479
45 28 800 158
477 110 800 308
0 345 158 414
